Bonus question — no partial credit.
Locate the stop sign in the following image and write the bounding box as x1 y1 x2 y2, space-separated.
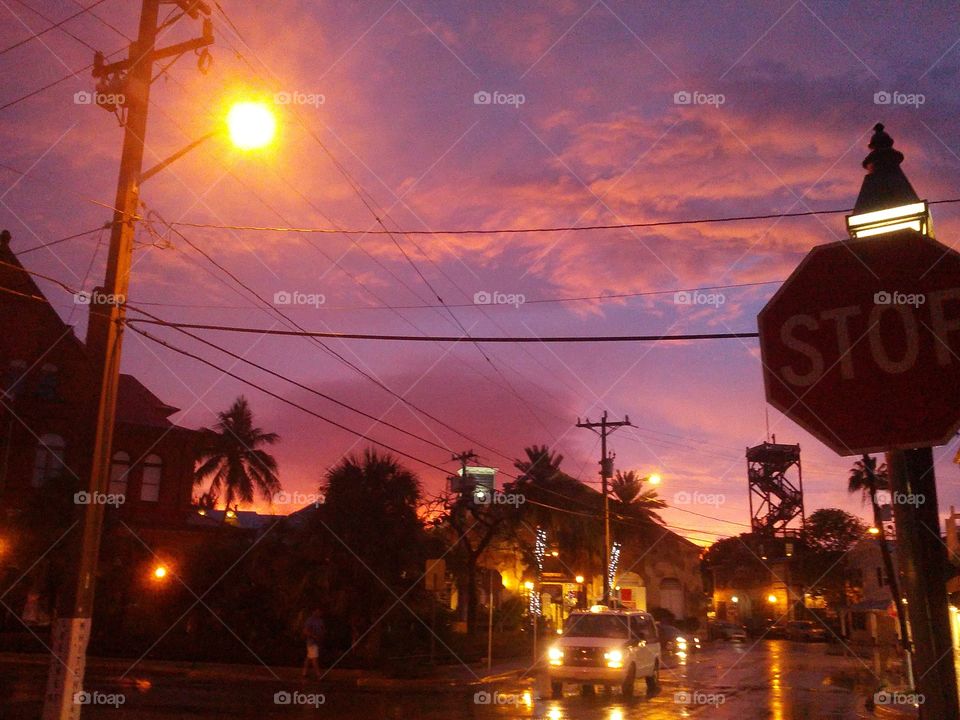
758 229 960 456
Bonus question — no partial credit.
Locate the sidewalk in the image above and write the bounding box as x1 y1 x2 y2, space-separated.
0 651 532 692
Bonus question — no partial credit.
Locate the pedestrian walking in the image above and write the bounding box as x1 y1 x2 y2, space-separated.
302 607 325 680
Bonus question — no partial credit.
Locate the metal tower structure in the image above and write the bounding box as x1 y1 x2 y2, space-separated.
746 440 804 536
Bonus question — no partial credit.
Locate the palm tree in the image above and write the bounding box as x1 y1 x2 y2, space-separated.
510 444 602 590
848 454 888 526
194 396 280 513
611 470 666 524
323 449 423 657
514 444 565 484
848 454 908 652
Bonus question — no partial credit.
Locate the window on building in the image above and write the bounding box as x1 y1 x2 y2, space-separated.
32 434 65 487
2 359 26 400
109 451 130 497
140 454 162 502
34 363 60 401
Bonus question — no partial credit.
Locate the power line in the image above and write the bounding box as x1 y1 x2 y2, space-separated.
202 6 603 440
126 325 454 477
0 256 737 544
0 62 95 111
136 17 568 452
17 225 108 255
124 305 471 456
127 318 759 343
0 0 109 56
151 215 516 464
10 0 101 52
0 41 127 112
161 197 960 237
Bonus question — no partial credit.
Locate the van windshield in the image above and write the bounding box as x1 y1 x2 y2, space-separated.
564 614 630 639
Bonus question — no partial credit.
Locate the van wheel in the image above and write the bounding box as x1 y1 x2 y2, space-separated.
646 661 660 695
621 664 636 698
550 681 563 699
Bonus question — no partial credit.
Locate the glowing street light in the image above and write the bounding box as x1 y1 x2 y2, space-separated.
152 565 168 581
767 594 778 604
226 100 276 150
575 575 585 584
731 595 739 604
868 526 881 535
141 98 277 182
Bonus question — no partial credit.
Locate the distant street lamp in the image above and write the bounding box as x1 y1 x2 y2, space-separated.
868 526 881 535
767 594 777 605
152 565 168 582
575 575 584 584
731 595 739 604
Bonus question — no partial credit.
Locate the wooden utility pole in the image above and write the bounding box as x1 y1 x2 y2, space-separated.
42 3 211 717
576 411 631 604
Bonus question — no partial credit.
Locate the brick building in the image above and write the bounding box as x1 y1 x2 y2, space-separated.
0 229 201 629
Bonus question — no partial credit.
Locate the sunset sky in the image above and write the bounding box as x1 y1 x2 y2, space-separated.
3 1 960 544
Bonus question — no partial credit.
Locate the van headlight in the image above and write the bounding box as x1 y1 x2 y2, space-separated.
548 645 564 666
604 649 623 669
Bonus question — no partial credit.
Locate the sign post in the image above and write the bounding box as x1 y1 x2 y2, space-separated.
758 125 960 720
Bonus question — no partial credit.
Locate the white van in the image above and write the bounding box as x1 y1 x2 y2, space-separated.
547 607 662 698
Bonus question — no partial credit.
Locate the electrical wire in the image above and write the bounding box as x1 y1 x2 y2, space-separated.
0 42 127 112
17 225 108 255
0 0 109 56
127 324 455 476
10 0 101 52
204 5 570 440
127 318 759 343
0 261 728 545
124 304 475 456
149 214 516 464
162 197 960 237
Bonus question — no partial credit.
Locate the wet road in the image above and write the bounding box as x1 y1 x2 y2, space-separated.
3 641 885 719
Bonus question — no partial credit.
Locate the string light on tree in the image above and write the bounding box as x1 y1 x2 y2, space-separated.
607 541 621 593
530 527 547 618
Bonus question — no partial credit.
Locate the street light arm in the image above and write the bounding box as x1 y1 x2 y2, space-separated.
140 130 217 183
